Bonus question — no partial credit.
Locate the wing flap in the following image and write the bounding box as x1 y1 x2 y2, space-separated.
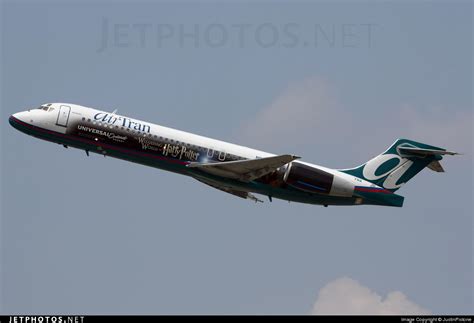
194 177 263 203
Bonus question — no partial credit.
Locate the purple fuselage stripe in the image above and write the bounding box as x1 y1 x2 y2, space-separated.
10 116 189 166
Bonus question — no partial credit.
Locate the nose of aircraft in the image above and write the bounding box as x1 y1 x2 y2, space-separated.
9 111 29 129
9 113 19 129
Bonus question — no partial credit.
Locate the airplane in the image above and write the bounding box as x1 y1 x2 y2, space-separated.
9 103 458 207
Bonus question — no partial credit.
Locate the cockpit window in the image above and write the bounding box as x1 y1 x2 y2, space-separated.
37 105 55 112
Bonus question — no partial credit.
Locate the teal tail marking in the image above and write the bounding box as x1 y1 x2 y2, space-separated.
341 138 452 193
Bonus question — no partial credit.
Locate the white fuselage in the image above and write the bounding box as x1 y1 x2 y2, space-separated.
10 103 384 206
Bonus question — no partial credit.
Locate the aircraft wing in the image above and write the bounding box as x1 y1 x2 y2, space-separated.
193 176 264 203
187 154 300 182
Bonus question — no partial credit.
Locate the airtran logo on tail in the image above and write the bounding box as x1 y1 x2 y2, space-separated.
94 112 151 133
361 144 421 190
363 153 413 190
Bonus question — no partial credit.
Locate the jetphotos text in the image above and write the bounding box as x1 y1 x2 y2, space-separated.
94 112 151 133
9 317 84 323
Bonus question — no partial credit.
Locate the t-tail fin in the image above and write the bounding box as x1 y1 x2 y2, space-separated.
340 139 458 192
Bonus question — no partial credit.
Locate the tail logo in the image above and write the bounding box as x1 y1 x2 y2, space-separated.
363 154 402 181
344 140 451 192
362 150 413 190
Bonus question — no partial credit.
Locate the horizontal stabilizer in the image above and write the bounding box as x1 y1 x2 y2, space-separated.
427 160 445 172
398 146 459 157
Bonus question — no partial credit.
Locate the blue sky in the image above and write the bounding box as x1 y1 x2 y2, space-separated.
1 0 472 314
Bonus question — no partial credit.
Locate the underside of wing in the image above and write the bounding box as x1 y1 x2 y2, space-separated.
187 154 300 182
193 176 264 203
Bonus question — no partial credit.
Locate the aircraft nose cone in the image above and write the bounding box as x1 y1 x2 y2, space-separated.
9 114 18 127
9 112 28 130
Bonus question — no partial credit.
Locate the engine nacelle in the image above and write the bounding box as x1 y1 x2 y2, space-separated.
283 162 354 197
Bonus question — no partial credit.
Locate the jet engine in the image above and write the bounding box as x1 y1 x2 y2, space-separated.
283 162 354 197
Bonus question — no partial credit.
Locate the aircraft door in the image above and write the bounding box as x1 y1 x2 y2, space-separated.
56 105 71 127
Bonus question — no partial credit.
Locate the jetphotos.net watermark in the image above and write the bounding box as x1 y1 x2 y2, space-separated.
97 18 378 52
8 317 84 323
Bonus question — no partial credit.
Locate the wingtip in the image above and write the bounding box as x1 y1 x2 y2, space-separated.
443 151 461 156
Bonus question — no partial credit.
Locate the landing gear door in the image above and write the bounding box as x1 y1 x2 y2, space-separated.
56 105 71 127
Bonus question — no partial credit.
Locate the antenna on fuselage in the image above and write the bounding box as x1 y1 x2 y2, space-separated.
111 109 118 115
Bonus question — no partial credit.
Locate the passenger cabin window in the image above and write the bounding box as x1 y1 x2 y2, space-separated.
218 151 226 161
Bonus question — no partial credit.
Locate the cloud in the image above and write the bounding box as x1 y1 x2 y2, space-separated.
310 277 431 315
239 77 347 150
390 104 472 154
239 76 472 163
